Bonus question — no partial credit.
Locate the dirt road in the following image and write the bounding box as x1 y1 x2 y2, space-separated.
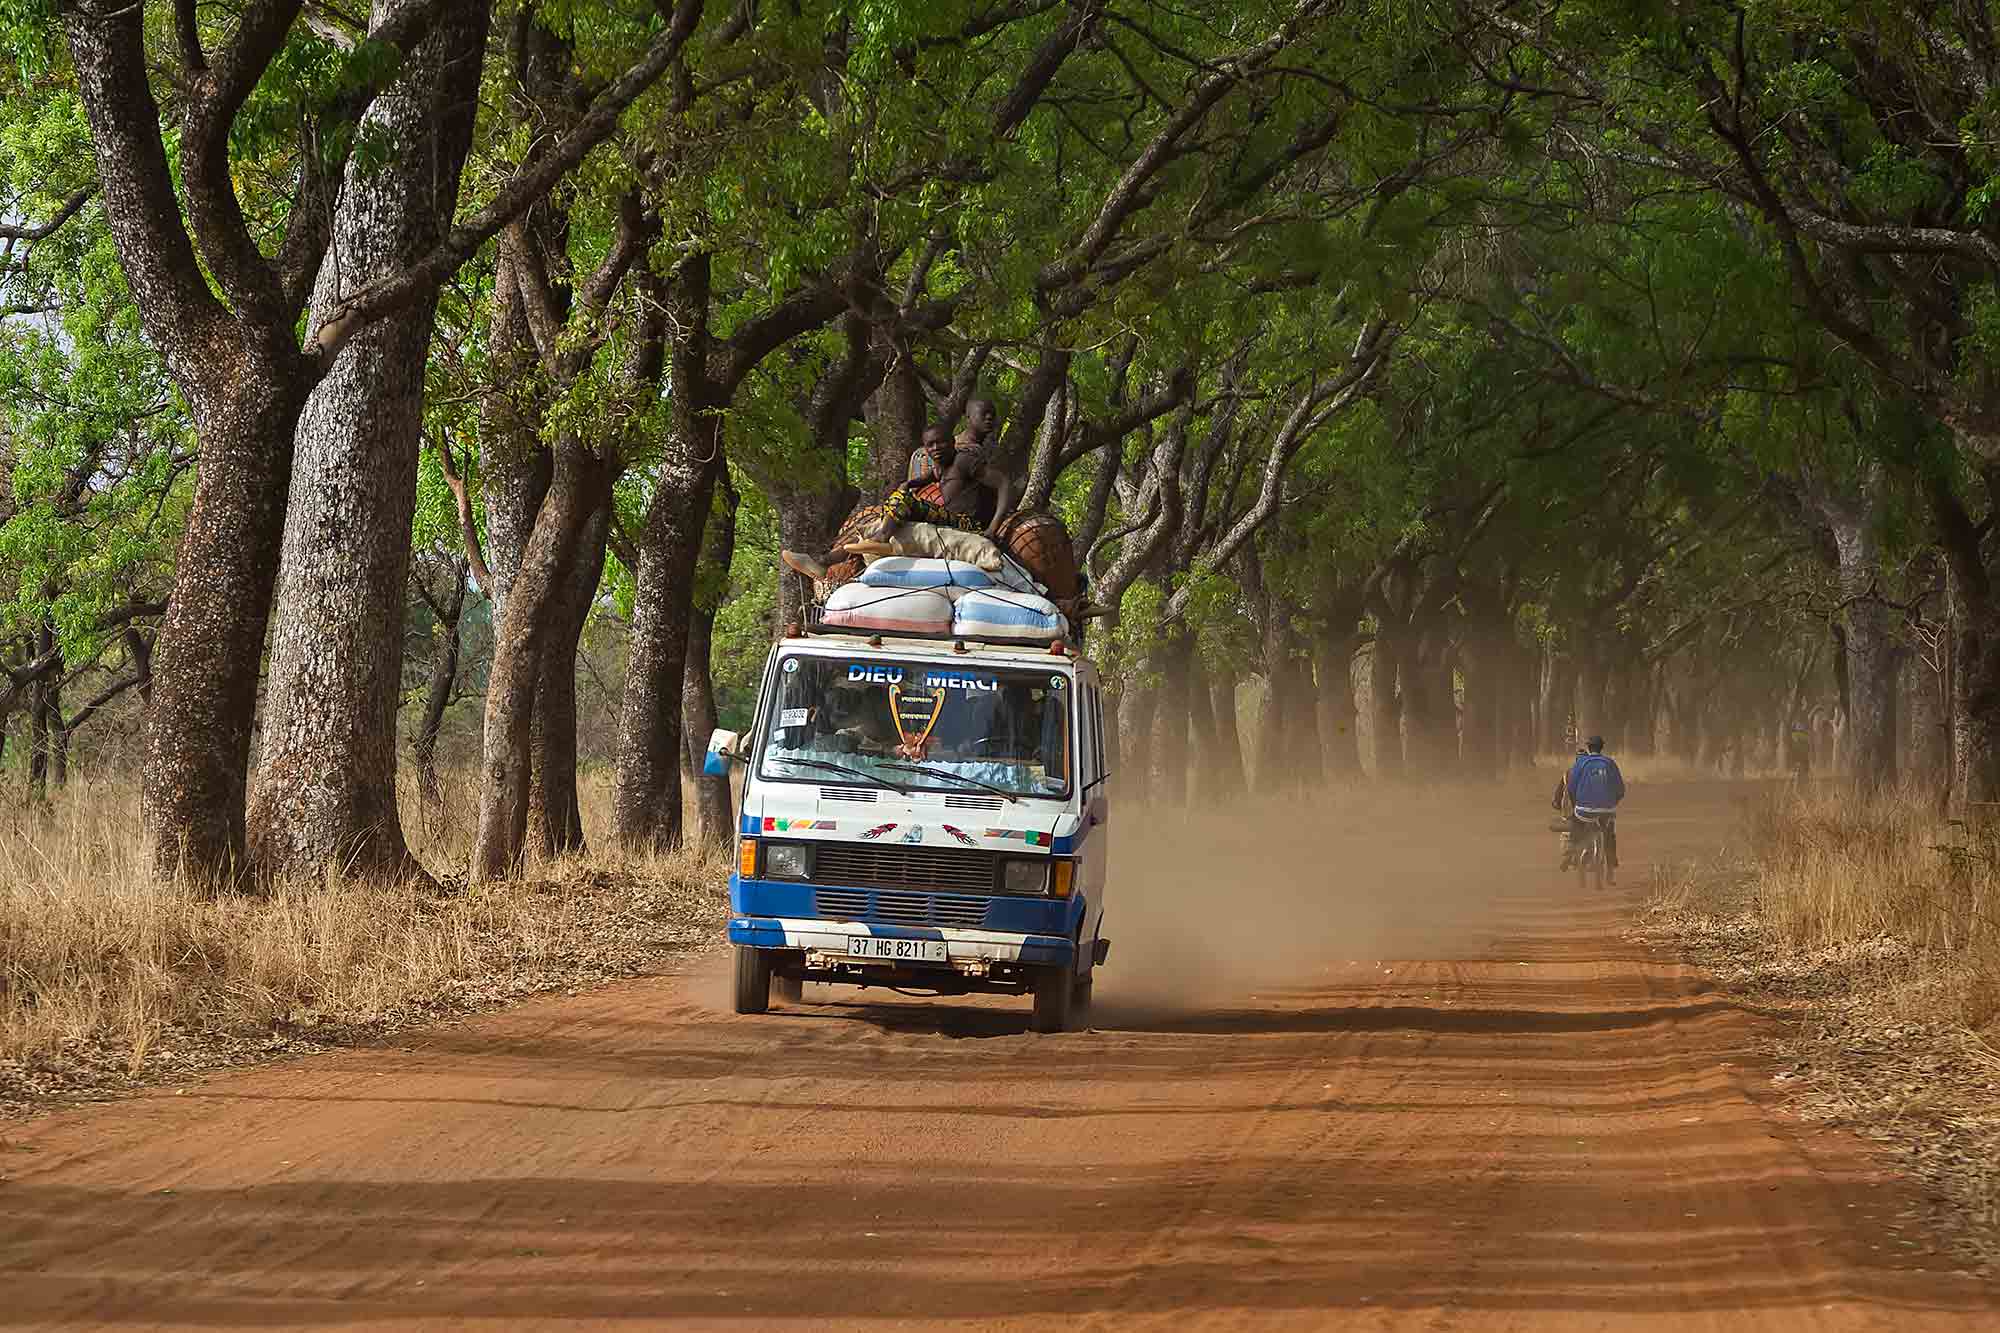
4 781 1994 1328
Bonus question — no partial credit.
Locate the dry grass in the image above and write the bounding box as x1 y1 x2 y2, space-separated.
1729 786 2000 1028
0 769 728 1116
1641 783 2000 1267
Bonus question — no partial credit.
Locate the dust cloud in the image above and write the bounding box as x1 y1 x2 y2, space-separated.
1094 779 1567 1021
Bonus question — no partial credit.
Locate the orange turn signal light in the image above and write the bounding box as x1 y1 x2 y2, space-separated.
738 839 758 877
1051 860 1076 898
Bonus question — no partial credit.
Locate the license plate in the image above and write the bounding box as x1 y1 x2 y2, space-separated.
847 936 948 963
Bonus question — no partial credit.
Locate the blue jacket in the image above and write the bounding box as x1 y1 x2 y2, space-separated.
1566 753 1625 811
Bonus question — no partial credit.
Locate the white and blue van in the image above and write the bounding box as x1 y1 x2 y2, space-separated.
709 629 1111 1032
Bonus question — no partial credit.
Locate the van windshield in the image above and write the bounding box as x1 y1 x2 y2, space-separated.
758 654 1072 799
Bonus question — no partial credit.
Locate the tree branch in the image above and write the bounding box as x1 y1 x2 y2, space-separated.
61 5 230 370
0 185 95 243
179 0 303 324
307 0 707 367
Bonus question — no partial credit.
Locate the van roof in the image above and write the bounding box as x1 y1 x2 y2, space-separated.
776 633 1098 676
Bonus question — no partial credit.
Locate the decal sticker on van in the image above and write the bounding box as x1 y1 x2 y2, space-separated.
983 828 1050 846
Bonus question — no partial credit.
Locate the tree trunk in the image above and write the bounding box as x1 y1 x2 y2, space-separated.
1121 686 1157 804
28 618 55 804
1627 660 1660 757
612 435 724 852
1459 629 1502 782
1153 632 1193 806
1255 669 1288 796
1504 640 1537 769
528 497 608 857
1574 654 1611 746
1954 596 2000 808
1369 634 1402 778
51 720 73 790
774 487 848 639
863 348 923 495
1315 629 1361 778
1400 621 1454 771
1283 629 1325 788
480 238 552 627
1828 515 1899 793
1207 673 1247 800
1908 645 1949 797
1187 649 1220 801
1539 652 1575 755
683 481 741 853
470 448 613 882
247 0 485 884
145 373 308 885
412 560 468 810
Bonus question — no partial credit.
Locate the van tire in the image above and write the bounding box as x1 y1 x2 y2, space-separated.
1030 965 1074 1033
733 946 772 1015
1072 972 1094 1028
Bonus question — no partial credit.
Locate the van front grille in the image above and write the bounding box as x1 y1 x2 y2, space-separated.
813 888 992 929
811 843 998 896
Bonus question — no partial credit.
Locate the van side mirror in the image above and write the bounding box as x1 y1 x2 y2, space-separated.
704 728 745 776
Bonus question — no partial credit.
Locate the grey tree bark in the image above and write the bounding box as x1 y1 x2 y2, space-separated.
411 557 469 810
1369 635 1402 778
471 448 616 882
1206 674 1247 800
612 434 721 853
27 617 56 804
1315 629 1362 778
1120 686 1158 804
1822 489 1899 793
248 0 488 883
682 481 741 853
528 499 609 857
1153 631 1193 806
1539 652 1575 755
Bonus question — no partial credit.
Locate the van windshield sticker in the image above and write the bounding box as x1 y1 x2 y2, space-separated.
845 664 999 692
778 707 811 728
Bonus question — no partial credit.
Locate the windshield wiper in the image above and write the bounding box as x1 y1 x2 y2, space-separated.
771 756 909 794
879 762 1020 803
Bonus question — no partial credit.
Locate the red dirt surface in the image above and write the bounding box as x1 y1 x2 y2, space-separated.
3 780 1995 1329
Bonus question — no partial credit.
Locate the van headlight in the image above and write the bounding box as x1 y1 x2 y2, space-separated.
766 844 812 880
1002 859 1049 895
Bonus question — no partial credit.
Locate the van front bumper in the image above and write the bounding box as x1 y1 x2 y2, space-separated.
728 915 1075 969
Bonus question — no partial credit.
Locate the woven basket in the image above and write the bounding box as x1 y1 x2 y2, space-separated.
992 509 1080 602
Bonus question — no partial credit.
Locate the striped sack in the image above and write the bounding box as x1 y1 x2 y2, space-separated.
951 588 1069 643
857 556 1000 596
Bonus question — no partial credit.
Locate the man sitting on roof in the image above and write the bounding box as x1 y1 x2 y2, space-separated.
879 398 1016 539
780 402 1015 579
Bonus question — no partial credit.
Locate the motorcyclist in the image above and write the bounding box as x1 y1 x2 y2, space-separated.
1552 735 1626 881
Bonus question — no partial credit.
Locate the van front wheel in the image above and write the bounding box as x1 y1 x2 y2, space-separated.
733 946 772 1015
1030 965 1075 1033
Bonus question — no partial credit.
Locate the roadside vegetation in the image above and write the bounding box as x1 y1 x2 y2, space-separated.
0 772 722 1116
1644 786 2000 1264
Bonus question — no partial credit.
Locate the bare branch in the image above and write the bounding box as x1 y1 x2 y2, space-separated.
434 433 495 594
0 185 95 243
